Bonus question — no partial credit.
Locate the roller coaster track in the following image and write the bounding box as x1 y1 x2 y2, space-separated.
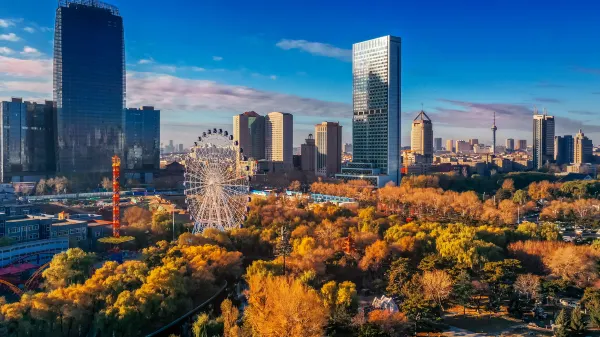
0 279 23 296
24 261 50 290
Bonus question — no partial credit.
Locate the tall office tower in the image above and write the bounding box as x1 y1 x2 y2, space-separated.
351 36 401 185
168 140 174 153
506 138 515 151
574 129 593 164
301 134 316 172
554 135 574 165
517 139 527 150
469 139 479 146
265 112 293 167
410 110 433 163
533 110 555 169
233 111 266 160
455 140 472 153
434 138 442 151
54 0 125 174
315 122 343 177
446 139 454 152
0 98 55 182
124 106 160 182
491 112 497 155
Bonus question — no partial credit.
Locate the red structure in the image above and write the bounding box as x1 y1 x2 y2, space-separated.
112 155 121 238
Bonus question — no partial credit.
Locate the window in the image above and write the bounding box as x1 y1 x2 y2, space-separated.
9 227 19 234
69 229 75 234
94 231 101 238
33 225 39 230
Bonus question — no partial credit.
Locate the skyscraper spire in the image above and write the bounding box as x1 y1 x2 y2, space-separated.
491 111 498 155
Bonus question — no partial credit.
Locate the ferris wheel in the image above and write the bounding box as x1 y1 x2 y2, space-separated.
184 128 251 233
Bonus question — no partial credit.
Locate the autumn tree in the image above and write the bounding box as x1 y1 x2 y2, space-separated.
123 206 152 227
359 240 390 272
422 269 453 309
101 177 112 191
547 246 600 287
42 248 96 290
244 275 328 337
221 299 241 337
288 180 302 192
513 274 540 301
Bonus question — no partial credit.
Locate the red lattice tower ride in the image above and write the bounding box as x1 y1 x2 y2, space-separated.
112 155 121 238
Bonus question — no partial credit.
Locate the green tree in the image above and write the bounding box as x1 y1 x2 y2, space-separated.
554 308 570 337
275 225 292 275
452 270 474 315
151 210 172 234
570 306 586 336
583 288 600 327
386 258 412 298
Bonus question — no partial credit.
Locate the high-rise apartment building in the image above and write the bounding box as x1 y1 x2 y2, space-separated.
0 98 55 182
348 35 401 186
54 0 125 174
554 135 574 165
124 106 160 182
301 134 316 172
446 139 454 152
516 139 527 151
434 138 442 151
410 110 433 163
506 138 515 151
469 139 479 146
574 129 593 164
233 111 265 160
533 111 555 169
265 112 293 167
315 122 343 177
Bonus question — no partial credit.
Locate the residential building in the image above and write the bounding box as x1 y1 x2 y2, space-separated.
516 139 527 151
567 163 596 176
265 112 293 167
301 134 316 172
315 122 342 177
554 135 574 165
410 110 433 163
339 35 401 187
434 138 442 151
0 98 55 182
233 111 266 160
533 111 555 169
574 129 593 164
446 139 454 152
54 0 125 174
506 138 515 151
469 139 479 146
124 106 160 183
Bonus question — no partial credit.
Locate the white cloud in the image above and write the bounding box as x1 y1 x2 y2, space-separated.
0 47 14 55
276 39 351 61
269 75 277 80
40 27 53 33
126 72 349 118
0 55 52 78
0 33 20 42
20 46 43 57
190 67 205 72
212 56 223 61
138 58 154 65
153 65 177 73
0 19 16 28
23 27 35 33
0 80 52 94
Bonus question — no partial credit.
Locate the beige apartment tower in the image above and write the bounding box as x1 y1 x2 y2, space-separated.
446 139 454 152
410 110 433 163
574 129 593 164
265 112 293 167
315 122 343 177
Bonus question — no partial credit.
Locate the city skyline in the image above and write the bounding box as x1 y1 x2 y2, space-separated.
0 0 599 147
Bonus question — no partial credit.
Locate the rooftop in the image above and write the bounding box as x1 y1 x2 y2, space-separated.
59 0 120 16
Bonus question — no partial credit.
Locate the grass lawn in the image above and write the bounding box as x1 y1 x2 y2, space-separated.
444 314 519 334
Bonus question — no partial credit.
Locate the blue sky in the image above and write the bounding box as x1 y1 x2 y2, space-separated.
1 0 599 147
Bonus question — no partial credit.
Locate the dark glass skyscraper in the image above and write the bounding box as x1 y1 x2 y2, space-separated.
0 98 55 182
124 107 160 173
54 0 125 174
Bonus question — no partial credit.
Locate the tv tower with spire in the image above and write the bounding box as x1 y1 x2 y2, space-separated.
491 111 497 155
